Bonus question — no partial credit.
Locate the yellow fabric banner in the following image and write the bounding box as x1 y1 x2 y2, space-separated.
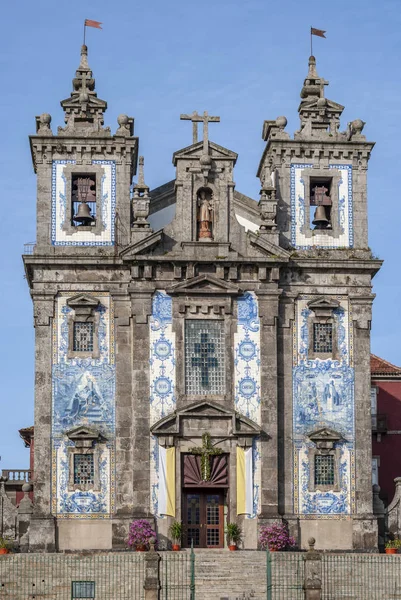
237 446 246 515
166 447 176 517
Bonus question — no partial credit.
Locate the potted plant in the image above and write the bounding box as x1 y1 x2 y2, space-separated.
385 538 401 554
226 522 242 551
169 521 183 551
0 537 13 555
259 522 296 552
127 519 157 552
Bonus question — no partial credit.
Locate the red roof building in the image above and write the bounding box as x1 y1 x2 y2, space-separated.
371 354 401 505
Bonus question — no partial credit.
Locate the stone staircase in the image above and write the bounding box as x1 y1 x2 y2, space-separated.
193 550 267 600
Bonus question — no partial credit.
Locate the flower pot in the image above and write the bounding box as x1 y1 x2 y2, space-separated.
172 544 181 551
385 548 397 554
136 544 147 552
228 544 237 551
0 549 9 555
269 548 278 552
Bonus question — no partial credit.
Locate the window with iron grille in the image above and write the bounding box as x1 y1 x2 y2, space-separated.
73 322 94 352
185 320 225 395
313 322 333 353
71 581 95 599
314 454 335 486
73 454 95 485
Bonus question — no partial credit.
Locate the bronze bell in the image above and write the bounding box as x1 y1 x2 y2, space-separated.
74 201 95 225
312 205 329 229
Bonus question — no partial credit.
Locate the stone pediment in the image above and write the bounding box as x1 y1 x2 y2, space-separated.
66 294 99 309
173 141 238 165
307 297 340 310
248 231 291 260
166 274 242 296
66 426 104 447
301 97 345 113
308 427 343 449
150 400 261 439
120 230 163 259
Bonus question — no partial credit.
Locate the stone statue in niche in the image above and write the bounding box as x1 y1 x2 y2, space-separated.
197 188 213 240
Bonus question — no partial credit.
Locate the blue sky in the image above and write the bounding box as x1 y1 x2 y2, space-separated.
1 0 400 467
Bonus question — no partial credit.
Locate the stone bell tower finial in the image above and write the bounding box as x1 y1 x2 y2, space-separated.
296 55 344 138
58 44 109 136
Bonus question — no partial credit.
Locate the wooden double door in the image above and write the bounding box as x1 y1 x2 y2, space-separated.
183 490 225 548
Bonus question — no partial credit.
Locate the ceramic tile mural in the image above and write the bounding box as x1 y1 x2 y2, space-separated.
234 292 261 517
290 163 353 249
51 160 116 246
293 296 355 517
51 293 115 518
149 291 176 516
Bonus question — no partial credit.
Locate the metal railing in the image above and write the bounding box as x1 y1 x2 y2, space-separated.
0 552 146 600
23 242 36 255
1 469 31 483
266 550 304 600
160 547 195 600
322 553 401 600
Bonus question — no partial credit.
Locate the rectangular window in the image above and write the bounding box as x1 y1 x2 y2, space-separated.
313 323 333 353
72 581 95 599
185 320 225 395
73 322 94 352
371 386 378 429
73 454 94 485
372 458 379 486
314 455 335 486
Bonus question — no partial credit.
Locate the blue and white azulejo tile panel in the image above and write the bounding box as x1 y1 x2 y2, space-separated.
51 293 115 518
51 159 116 246
235 291 261 518
290 163 353 249
149 291 176 516
293 297 355 517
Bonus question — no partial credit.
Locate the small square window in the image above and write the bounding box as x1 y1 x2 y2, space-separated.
313 323 332 353
72 581 95 599
73 322 94 352
74 454 94 485
315 455 335 486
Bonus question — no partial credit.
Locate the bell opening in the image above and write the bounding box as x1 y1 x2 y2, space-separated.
310 177 332 230
71 174 97 227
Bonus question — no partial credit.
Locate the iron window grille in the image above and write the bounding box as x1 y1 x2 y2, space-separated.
314 454 335 486
73 454 95 486
73 322 94 352
313 322 333 353
185 320 225 395
71 581 95 599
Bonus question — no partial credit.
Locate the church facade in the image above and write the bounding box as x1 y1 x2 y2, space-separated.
24 46 381 551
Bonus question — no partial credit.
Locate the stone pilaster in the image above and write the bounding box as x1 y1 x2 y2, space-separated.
112 296 134 546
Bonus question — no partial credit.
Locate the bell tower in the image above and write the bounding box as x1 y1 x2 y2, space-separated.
257 56 382 549
25 45 138 551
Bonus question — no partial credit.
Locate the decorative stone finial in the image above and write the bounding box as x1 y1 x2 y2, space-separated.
132 156 150 229
35 113 53 135
308 536 316 550
58 44 109 136
116 114 134 137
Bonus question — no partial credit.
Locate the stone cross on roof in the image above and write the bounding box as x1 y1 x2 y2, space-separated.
180 110 220 152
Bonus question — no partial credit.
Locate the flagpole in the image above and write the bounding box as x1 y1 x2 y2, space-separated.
83 21 86 45
310 27 313 56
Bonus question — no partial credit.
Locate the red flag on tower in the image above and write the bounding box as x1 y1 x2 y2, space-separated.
311 27 326 38
85 19 102 29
